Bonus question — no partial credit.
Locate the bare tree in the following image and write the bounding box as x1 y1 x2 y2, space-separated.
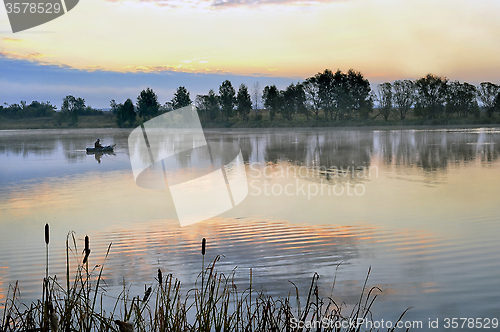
376 82 392 121
446 81 479 118
393 79 415 120
252 82 261 116
477 82 500 117
303 77 321 120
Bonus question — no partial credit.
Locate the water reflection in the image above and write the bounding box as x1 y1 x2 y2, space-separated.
2 127 500 326
221 128 500 175
372 129 500 171
0 132 57 157
0 129 129 162
262 131 373 169
2 128 500 175
93 218 366 297
86 151 116 163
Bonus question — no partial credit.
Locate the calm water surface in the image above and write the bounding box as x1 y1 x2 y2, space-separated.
1 127 500 329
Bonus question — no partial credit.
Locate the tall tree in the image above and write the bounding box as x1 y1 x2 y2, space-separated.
332 70 351 120
477 82 500 117
137 88 160 120
262 85 281 120
196 90 220 122
111 99 124 127
346 69 372 119
393 80 415 120
252 82 261 114
446 81 479 118
74 97 86 115
282 83 297 121
195 95 205 118
112 99 136 127
303 77 321 120
281 83 308 121
205 90 220 121
110 99 120 114
295 83 309 121
237 84 252 122
315 69 337 120
172 86 192 110
61 95 80 125
219 80 236 121
123 99 136 126
414 74 448 119
377 82 392 121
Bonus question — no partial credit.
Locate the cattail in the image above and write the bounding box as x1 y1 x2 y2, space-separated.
82 235 91 264
143 287 152 302
45 224 50 245
201 238 206 295
82 250 91 264
45 224 49 281
85 235 89 253
157 268 163 285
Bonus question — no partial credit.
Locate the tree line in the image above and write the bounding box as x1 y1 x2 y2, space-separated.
376 74 500 121
111 68 374 127
113 70 500 126
0 95 104 125
2 69 500 127
194 69 373 123
0 101 56 119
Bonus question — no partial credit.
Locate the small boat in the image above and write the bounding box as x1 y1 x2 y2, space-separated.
86 145 115 153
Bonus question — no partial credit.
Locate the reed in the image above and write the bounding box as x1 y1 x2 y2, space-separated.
43 223 50 332
0 227 410 332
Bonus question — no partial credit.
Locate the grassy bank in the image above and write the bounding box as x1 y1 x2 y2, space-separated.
1 227 409 332
0 114 116 130
201 109 500 128
202 117 500 129
3 111 499 130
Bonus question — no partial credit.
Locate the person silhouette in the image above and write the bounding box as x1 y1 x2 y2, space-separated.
94 138 103 149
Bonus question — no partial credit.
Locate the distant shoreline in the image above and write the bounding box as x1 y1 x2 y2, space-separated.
0 115 117 130
2 114 500 131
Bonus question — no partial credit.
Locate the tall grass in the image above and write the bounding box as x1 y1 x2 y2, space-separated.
0 226 410 332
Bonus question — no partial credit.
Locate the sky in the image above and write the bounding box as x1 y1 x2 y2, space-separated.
1 0 500 108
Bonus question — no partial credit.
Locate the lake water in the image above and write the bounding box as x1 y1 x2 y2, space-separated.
1 127 500 330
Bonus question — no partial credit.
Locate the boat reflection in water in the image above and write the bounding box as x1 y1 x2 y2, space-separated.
86 150 116 163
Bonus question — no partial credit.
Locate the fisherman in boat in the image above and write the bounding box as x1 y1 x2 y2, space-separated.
94 138 103 149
